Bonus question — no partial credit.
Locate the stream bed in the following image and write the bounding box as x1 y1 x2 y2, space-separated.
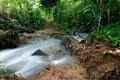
0 33 88 79
0 38 79 78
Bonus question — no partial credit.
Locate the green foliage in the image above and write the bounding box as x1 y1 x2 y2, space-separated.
0 30 12 35
10 19 18 24
91 22 120 47
53 0 87 33
53 0 120 33
101 51 107 56
83 0 120 26
107 0 120 23
0 0 46 30
0 0 120 34
0 62 8 75
0 20 4 28
17 8 46 29
13 0 47 29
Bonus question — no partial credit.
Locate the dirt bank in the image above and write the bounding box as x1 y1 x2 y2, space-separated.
65 36 120 80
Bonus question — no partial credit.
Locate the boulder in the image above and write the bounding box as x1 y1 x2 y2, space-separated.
32 49 47 56
61 36 79 46
0 30 20 49
53 34 64 39
61 36 71 46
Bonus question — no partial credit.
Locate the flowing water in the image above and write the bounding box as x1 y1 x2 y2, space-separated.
0 38 79 78
0 33 88 78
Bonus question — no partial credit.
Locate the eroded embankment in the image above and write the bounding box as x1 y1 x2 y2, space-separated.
65 36 120 80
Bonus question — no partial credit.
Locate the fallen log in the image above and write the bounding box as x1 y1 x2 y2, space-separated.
12 25 35 33
0 13 35 33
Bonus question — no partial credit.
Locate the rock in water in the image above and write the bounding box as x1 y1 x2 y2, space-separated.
0 30 20 49
53 34 64 39
32 49 47 56
61 36 79 46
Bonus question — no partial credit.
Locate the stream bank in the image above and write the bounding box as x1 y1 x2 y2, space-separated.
0 26 120 80
65 36 120 80
0 28 88 80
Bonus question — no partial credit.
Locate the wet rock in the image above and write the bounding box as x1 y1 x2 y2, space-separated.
0 30 3 32
61 36 71 46
0 69 14 77
53 34 64 39
22 32 29 37
0 30 20 49
19 36 32 44
73 33 88 43
61 36 79 46
32 49 47 56
108 48 120 56
0 74 26 80
31 32 51 40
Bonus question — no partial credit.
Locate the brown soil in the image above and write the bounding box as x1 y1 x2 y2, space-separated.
38 21 56 33
65 36 120 80
29 35 120 80
31 64 88 80
0 75 26 80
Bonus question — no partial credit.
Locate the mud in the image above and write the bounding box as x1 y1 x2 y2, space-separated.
66 36 120 80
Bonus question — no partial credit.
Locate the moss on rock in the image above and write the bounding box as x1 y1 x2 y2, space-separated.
0 30 20 49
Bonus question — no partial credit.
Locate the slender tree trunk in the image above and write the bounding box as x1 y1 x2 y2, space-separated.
98 12 102 27
107 9 110 23
98 0 104 27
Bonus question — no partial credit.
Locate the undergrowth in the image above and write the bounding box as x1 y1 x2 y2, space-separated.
53 1 87 33
91 22 120 47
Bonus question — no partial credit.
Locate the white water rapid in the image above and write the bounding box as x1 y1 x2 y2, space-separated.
0 38 79 78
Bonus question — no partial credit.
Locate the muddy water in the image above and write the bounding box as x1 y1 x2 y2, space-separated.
0 38 80 78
